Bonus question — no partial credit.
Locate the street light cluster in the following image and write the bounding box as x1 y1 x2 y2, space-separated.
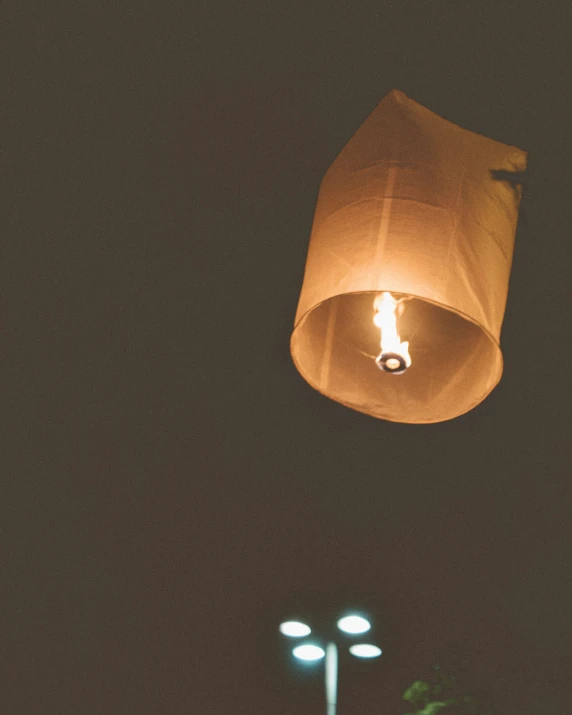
279 614 382 661
279 612 382 715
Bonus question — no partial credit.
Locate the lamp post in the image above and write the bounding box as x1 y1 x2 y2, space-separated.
279 613 382 715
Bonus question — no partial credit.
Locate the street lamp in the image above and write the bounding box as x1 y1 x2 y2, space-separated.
279 612 382 715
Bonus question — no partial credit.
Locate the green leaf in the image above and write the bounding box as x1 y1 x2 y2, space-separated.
403 680 432 705
416 701 451 715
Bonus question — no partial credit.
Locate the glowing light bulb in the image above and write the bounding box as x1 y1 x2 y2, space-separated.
293 644 326 661
279 621 311 637
373 292 411 374
349 644 382 658
337 615 371 634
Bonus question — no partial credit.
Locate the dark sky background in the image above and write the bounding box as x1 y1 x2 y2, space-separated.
2 2 572 713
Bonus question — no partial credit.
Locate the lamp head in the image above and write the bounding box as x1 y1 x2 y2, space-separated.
349 644 382 658
292 644 326 662
279 621 311 638
337 614 371 635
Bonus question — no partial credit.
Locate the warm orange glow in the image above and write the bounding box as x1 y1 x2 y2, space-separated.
290 90 526 422
373 292 411 370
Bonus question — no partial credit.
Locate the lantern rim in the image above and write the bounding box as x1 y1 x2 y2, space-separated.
290 289 503 425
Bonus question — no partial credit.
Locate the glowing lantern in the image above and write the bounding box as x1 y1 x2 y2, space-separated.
290 90 526 423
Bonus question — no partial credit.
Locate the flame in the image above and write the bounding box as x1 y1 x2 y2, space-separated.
373 292 411 367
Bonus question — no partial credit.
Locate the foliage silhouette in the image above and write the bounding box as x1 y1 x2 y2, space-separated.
402 665 490 715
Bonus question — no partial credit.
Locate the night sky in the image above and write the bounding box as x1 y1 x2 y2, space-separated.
3 2 572 713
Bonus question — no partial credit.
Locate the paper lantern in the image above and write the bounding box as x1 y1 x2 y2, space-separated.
291 90 526 423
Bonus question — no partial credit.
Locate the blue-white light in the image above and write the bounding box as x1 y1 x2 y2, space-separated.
279 621 311 637
337 615 371 634
293 644 326 661
349 644 382 658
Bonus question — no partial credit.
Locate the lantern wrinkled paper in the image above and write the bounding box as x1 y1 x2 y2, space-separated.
290 90 526 423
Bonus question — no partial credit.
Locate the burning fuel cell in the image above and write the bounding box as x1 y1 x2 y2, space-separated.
375 352 409 374
373 293 411 375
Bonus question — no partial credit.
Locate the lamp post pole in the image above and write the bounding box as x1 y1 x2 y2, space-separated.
325 642 338 715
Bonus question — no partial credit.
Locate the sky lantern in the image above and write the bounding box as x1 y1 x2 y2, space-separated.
290 90 527 423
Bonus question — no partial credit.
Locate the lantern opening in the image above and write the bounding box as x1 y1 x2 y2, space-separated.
373 292 411 374
291 293 502 423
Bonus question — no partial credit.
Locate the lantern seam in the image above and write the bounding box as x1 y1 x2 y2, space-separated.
312 197 451 235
